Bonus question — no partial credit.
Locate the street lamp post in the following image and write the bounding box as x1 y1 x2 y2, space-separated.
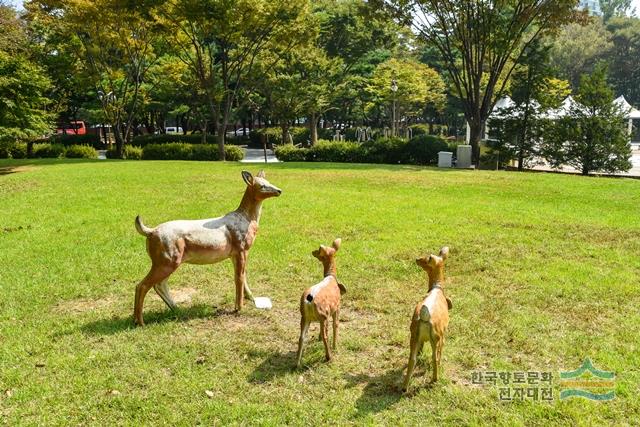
97 90 116 146
390 79 398 137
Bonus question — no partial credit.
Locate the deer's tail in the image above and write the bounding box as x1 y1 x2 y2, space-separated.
135 215 153 236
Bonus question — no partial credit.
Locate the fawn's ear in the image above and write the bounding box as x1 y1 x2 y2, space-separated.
242 170 253 185
338 282 347 295
439 246 449 260
332 238 342 251
257 170 266 178
312 247 322 258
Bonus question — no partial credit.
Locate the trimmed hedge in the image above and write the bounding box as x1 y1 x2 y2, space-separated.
275 135 449 165
409 124 429 136
249 126 334 147
33 134 103 149
32 143 66 158
131 133 247 147
105 145 148 160
0 142 27 159
64 145 98 159
141 143 244 161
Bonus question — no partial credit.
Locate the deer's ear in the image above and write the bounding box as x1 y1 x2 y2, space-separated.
257 170 266 178
332 238 342 251
242 171 253 185
439 246 449 260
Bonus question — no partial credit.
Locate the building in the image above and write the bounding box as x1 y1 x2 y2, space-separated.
578 0 603 16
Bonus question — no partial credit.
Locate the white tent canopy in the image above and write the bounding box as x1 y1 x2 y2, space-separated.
490 95 640 120
614 95 640 119
478 95 640 143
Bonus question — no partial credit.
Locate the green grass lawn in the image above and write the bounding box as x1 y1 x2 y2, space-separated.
1 159 639 425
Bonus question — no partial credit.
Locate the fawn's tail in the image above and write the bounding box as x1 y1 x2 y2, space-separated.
135 215 153 236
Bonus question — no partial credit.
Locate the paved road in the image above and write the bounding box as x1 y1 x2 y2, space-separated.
529 145 640 177
241 147 279 163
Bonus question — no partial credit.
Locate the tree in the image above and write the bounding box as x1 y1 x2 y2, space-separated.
490 41 570 170
605 17 640 106
398 0 576 165
30 0 162 157
157 0 311 160
549 19 613 90
366 58 446 133
542 64 632 175
0 5 53 146
600 0 635 21
257 45 342 145
314 0 404 128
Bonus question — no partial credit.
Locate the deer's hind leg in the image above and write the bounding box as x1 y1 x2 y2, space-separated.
134 264 177 326
296 318 310 368
154 278 177 311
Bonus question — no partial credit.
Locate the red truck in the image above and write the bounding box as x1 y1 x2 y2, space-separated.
56 121 87 135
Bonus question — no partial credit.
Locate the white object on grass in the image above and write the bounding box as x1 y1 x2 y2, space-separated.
253 297 272 310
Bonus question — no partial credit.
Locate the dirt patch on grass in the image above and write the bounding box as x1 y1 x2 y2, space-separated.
0 166 36 176
170 287 198 304
53 287 198 314
1 225 32 234
53 295 119 314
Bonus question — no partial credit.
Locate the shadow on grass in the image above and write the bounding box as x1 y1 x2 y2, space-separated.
0 158 106 168
343 367 405 418
268 162 442 173
247 350 299 384
79 303 232 335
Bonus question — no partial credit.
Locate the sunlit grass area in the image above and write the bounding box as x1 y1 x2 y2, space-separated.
1 159 639 425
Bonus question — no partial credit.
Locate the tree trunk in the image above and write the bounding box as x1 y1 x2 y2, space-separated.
114 123 124 159
468 120 484 167
309 112 318 146
217 124 226 160
281 121 289 145
202 119 207 144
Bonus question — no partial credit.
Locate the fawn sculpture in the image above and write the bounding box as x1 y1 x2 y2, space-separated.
296 238 346 368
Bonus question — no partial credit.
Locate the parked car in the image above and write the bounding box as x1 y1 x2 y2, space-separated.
166 126 183 134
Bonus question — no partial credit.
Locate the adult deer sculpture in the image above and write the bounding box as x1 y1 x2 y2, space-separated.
133 170 281 326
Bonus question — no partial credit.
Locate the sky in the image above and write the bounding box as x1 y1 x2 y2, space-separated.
4 0 640 15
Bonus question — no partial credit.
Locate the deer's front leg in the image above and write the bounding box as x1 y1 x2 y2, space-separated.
241 252 255 303
232 252 247 311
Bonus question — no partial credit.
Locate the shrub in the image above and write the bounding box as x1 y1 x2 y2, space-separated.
32 143 66 158
133 133 207 147
273 135 449 166
191 144 219 161
123 145 143 160
0 142 27 159
142 143 192 160
224 145 245 161
141 143 244 161
409 124 430 136
404 135 449 165
249 126 333 147
308 140 363 163
33 134 103 149
10 142 28 159
361 137 407 164
64 144 98 159
131 133 248 147
274 144 309 161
